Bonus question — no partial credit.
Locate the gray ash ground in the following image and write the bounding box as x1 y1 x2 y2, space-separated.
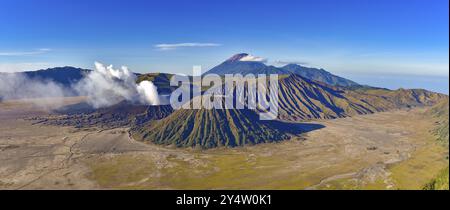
30 101 174 129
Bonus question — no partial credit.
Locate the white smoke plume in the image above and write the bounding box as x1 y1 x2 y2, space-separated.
137 81 160 105
73 62 161 108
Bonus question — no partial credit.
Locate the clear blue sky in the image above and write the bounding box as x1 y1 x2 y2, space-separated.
0 0 448 93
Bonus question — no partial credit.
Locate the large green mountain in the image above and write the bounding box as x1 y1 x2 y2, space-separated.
132 108 290 149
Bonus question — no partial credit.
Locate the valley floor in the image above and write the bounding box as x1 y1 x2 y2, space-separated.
0 99 448 189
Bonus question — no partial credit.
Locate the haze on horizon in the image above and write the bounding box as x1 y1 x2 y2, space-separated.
0 0 448 93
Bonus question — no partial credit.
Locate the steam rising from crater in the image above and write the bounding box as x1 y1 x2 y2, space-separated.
74 62 161 108
137 81 160 105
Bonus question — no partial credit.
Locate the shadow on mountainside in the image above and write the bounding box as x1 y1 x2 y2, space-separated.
264 120 325 136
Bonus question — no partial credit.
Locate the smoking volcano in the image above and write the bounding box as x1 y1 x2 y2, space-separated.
74 62 162 108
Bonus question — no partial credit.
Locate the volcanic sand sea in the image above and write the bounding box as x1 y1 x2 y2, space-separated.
0 97 447 189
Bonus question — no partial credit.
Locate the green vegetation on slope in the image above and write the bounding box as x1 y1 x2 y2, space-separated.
423 166 449 190
422 98 449 190
427 98 449 145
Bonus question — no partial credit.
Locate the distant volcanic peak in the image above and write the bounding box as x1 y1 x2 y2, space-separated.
226 53 250 62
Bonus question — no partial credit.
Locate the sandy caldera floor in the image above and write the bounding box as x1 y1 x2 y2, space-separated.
0 98 447 190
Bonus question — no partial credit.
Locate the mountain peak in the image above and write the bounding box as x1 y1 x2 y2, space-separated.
226 53 249 62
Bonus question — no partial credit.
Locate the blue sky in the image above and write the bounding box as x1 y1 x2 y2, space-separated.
0 0 448 93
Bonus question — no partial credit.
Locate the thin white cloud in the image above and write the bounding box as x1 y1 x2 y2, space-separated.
154 43 221 50
0 62 53 73
273 60 309 66
239 54 268 63
0 48 52 56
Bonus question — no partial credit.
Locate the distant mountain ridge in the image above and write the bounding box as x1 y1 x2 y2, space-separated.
281 64 358 87
22 66 91 86
206 53 359 87
277 74 446 121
